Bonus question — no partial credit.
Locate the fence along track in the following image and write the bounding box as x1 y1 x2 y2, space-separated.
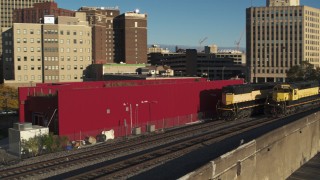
0 120 234 179
66 116 278 179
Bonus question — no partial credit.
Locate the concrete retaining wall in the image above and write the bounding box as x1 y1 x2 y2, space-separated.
181 112 320 180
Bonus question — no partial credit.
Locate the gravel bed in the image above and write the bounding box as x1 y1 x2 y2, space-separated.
0 124 200 179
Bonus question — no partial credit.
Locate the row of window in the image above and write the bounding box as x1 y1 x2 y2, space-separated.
44 75 82 81
17 65 85 71
16 74 84 82
17 47 41 52
44 65 84 70
17 38 41 43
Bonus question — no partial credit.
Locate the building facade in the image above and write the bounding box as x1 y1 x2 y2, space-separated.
78 7 120 64
13 1 74 23
79 7 148 65
149 49 247 80
267 0 300 7
2 13 92 86
114 12 148 64
246 3 320 82
0 0 54 83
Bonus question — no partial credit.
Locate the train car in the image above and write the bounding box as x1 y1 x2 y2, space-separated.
217 83 276 120
264 81 320 117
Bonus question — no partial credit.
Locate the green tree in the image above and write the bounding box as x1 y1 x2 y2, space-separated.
286 61 320 82
0 85 18 111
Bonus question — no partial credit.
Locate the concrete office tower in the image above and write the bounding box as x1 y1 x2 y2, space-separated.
2 12 92 86
0 0 54 83
267 0 300 7
246 5 320 83
78 7 120 64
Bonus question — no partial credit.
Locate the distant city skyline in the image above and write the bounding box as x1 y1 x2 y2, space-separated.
55 0 320 48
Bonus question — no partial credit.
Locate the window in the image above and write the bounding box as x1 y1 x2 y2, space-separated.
31 65 34 70
80 39 83 44
38 75 41 80
74 65 77 70
66 48 70 53
23 29 27 34
73 31 76 35
38 66 41 70
73 48 77 52
67 30 70 35
80 31 83 36
37 47 41 52
30 29 34 34
31 75 35 80
24 56 27 61
135 22 138 27
24 75 28 81
18 66 21 70
24 65 27 70
17 47 21 52
74 56 77 61
24 47 27 52
60 56 64 61
60 30 64 35
67 56 70 61
17 56 21 61
60 39 64 44
31 56 34 61
17 38 21 43
80 65 83 69
61 65 64 70
60 48 64 53
17 29 21 34
37 39 41 43
67 39 70 44
67 65 71 70
30 38 34 43
23 38 27 43
30 47 34 52
37 56 41 61
73 39 77 44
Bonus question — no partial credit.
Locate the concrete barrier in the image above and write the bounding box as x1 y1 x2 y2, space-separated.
180 112 320 180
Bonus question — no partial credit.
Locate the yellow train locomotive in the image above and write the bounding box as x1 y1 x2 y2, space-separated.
217 83 276 120
264 81 320 117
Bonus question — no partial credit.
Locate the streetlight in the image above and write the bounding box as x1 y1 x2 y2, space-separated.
123 103 133 132
141 100 158 125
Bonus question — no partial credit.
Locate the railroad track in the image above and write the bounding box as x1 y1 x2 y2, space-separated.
0 118 252 179
60 116 284 179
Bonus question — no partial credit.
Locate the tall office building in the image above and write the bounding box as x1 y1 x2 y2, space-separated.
2 13 92 86
0 0 53 83
79 7 148 64
246 1 320 82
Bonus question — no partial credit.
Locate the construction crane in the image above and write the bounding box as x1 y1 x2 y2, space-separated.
235 30 244 51
198 37 208 52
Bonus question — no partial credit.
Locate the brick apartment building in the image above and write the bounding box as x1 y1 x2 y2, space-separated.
13 2 75 23
79 7 148 64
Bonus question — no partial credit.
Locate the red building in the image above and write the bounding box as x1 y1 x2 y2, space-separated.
13 2 75 23
18 78 243 140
